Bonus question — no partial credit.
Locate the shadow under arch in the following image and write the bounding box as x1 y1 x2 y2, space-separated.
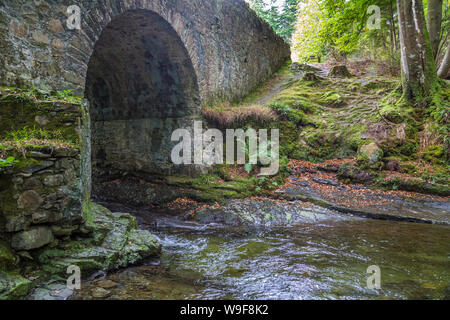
83 9 202 201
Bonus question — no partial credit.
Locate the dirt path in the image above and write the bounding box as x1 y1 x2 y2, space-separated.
253 76 290 106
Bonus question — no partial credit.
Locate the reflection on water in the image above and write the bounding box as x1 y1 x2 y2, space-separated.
72 207 450 300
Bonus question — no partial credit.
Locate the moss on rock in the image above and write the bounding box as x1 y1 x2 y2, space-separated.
0 91 81 146
39 202 161 276
0 241 18 271
381 177 450 197
0 272 31 300
421 145 445 164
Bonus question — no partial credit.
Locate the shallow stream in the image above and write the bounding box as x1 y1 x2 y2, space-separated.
72 203 450 300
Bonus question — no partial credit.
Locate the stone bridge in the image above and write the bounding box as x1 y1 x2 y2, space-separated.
0 0 290 188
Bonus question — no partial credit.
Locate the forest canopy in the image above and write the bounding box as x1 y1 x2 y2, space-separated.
247 0 449 82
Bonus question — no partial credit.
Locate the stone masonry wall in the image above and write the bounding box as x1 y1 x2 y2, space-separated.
0 93 161 299
0 147 82 250
0 0 290 104
0 93 83 252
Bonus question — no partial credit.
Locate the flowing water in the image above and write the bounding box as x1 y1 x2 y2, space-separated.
72 203 450 300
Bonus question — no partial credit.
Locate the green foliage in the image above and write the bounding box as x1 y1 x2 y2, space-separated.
292 0 326 61
427 82 450 124
378 88 415 124
238 136 278 173
421 145 445 164
5 126 64 142
56 89 73 100
0 157 18 168
293 0 400 62
55 89 82 104
199 174 214 184
5 86 82 105
20 86 50 100
247 0 299 43
380 176 450 196
270 102 307 125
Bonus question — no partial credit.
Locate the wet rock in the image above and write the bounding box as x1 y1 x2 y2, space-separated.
38 203 161 275
27 282 73 300
10 20 28 38
32 31 49 44
313 178 339 187
11 226 54 250
92 287 111 299
17 190 43 211
47 19 64 33
317 165 339 173
95 279 118 289
193 198 346 227
381 177 450 197
290 178 309 187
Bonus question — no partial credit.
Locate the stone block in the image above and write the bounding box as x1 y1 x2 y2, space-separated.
11 226 54 250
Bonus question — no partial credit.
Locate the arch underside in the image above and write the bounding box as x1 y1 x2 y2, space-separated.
85 10 201 190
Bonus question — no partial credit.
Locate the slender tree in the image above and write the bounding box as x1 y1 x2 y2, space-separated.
396 0 439 101
427 0 443 59
438 43 450 78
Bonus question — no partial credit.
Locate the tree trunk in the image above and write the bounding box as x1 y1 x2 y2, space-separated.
390 0 398 52
397 0 438 100
437 42 450 78
427 0 443 59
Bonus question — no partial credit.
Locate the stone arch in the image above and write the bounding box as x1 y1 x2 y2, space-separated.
0 0 290 201
84 9 202 195
1 0 290 103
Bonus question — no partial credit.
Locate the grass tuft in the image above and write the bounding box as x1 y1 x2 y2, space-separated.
202 105 277 128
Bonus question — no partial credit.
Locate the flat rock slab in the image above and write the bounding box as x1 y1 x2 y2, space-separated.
27 281 73 301
193 198 354 227
277 177 450 225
